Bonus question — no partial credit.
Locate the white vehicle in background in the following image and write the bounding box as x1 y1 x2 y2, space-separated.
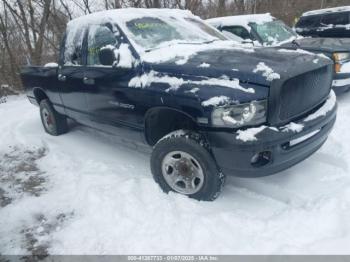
207 14 350 92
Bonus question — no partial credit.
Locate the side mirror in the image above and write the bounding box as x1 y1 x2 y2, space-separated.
99 48 119 66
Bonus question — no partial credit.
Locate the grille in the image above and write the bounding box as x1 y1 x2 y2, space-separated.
279 66 331 122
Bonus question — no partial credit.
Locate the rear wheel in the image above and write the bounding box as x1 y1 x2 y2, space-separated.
39 99 68 136
151 130 225 201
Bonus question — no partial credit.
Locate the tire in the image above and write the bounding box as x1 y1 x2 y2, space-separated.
39 99 68 136
151 130 225 201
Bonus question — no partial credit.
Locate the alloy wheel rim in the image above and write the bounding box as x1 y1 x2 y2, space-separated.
161 151 204 195
42 108 53 131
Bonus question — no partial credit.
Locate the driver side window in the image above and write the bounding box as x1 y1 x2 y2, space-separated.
87 25 119 66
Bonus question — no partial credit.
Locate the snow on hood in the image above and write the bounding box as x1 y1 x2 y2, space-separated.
146 46 332 88
128 70 255 93
141 40 253 65
253 62 280 81
201 96 231 107
206 14 274 32
277 48 332 62
127 47 332 108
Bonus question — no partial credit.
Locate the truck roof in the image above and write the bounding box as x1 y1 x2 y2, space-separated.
67 8 194 28
302 6 350 17
206 14 274 29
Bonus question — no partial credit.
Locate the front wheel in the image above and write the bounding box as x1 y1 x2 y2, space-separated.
40 99 68 136
151 130 225 201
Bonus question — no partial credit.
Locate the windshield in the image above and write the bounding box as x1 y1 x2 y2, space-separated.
251 20 298 45
125 16 227 51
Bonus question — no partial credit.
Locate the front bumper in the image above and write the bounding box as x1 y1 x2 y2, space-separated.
205 91 337 177
332 72 350 92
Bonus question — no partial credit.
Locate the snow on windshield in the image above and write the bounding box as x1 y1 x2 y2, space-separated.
125 16 226 51
67 9 226 52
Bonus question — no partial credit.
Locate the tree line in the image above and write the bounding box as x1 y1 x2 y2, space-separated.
0 0 349 93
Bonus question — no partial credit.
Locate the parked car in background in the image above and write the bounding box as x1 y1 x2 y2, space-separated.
207 14 350 92
295 6 350 38
21 9 337 201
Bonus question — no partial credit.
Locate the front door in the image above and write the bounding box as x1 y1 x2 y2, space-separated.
83 24 147 145
58 26 91 126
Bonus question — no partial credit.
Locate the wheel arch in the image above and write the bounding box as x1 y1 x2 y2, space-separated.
144 106 199 146
33 87 49 104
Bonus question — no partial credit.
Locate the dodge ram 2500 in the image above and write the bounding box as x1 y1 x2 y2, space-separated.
21 9 337 201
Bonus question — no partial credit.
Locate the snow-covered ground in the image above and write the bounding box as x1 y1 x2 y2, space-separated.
1 93 350 255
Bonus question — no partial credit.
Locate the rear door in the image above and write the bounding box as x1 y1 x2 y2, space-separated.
58 26 91 125
83 23 146 144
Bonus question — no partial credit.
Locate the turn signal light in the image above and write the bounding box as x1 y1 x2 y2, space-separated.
335 63 341 73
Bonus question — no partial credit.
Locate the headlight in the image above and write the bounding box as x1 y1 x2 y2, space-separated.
211 100 267 128
333 52 350 73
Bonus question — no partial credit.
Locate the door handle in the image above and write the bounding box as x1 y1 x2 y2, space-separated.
83 77 95 85
58 74 66 82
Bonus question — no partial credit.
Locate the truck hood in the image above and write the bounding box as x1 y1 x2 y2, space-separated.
135 44 333 105
146 45 332 87
281 37 350 54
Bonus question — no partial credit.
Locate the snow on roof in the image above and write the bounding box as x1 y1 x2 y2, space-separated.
68 8 194 28
302 6 350 17
206 14 274 30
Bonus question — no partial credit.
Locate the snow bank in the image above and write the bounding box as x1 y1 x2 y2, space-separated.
1 90 350 255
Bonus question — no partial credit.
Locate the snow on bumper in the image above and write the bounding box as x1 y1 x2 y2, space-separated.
205 91 337 177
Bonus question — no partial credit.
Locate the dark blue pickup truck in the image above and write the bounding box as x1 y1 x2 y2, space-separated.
21 9 337 201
